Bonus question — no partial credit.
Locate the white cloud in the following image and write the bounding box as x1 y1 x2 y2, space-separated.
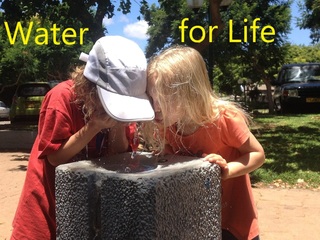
103 14 129 27
123 20 149 40
119 14 130 23
103 17 114 26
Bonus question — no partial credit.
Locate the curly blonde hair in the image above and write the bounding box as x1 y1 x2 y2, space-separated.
143 45 250 152
71 66 104 122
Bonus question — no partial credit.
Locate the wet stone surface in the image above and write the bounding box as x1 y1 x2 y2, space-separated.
56 152 222 240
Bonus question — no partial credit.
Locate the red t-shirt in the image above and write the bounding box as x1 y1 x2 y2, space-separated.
11 80 135 240
165 110 259 240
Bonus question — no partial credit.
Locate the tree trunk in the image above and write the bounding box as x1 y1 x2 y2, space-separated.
191 0 225 54
262 78 274 114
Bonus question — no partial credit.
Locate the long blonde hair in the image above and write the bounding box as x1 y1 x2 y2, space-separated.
144 45 250 152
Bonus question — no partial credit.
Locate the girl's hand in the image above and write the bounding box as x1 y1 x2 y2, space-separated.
89 111 117 131
202 153 229 180
201 133 265 180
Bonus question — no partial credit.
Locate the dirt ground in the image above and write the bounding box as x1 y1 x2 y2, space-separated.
0 151 29 240
0 151 319 240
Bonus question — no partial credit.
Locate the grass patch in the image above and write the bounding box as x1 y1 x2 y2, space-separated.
250 113 320 189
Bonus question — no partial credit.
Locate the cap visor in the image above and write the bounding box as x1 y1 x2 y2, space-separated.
97 86 155 122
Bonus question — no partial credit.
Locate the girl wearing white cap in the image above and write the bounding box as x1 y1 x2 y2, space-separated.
11 36 154 240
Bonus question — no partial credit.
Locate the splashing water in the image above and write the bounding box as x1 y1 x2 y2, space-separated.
131 151 137 159
130 124 140 159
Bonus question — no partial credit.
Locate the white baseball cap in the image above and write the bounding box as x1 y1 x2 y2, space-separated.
80 36 154 122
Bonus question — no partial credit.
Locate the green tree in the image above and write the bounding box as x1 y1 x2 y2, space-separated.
214 0 291 112
298 0 320 43
285 44 320 62
143 0 291 113
0 0 147 42
142 0 222 57
0 17 93 96
0 1 149 103
0 0 147 88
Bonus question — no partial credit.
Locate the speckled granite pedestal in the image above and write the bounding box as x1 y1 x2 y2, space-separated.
55 152 221 240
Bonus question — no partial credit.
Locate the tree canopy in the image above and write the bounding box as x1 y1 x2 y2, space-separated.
0 16 93 83
0 0 317 113
0 0 146 102
142 0 292 112
0 0 148 42
285 43 320 63
298 0 320 43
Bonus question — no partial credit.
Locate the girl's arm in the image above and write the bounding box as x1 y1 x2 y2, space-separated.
203 132 265 180
47 114 127 167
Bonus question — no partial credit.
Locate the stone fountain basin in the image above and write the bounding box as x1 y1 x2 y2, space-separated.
55 152 222 240
83 151 214 174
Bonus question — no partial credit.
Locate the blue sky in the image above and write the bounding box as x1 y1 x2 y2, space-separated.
287 0 311 45
105 0 312 52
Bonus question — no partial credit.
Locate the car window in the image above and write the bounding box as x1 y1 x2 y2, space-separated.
282 65 320 83
17 85 51 97
0 101 6 107
306 66 320 81
284 67 302 82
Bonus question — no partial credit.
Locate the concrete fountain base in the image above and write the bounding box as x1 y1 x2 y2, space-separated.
55 152 221 239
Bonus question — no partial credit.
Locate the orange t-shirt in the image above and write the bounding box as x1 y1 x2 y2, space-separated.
165 110 259 240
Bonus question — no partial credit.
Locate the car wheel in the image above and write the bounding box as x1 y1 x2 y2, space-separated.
10 117 19 124
275 99 292 114
274 99 282 113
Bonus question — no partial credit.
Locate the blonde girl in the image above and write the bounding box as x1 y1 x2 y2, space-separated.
145 45 265 240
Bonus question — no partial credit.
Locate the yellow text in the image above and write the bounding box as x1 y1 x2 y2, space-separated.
179 17 275 44
4 21 89 45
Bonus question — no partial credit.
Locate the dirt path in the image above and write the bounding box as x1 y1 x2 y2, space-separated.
0 152 29 239
1 151 319 239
